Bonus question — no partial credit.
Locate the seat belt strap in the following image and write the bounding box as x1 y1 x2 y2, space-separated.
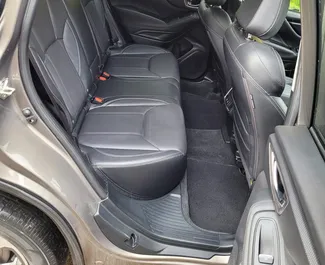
101 0 125 47
102 4 114 47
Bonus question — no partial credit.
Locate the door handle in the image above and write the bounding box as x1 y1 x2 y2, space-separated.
271 160 286 205
184 0 200 8
256 220 278 265
269 147 289 213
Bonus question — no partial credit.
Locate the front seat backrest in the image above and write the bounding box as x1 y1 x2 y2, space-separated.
199 0 232 99
224 0 289 183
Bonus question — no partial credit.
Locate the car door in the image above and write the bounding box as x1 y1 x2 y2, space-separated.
109 0 210 79
228 0 325 264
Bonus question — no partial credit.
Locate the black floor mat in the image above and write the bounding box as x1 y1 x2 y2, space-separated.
182 92 227 130
184 92 249 234
187 159 249 234
187 129 235 165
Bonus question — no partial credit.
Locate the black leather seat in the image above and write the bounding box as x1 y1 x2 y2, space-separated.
223 0 289 183
80 0 180 87
29 0 186 199
199 0 232 98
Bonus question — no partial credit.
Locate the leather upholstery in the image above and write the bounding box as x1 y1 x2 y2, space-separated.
79 102 186 198
236 0 290 40
205 0 227 6
96 77 181 105
106 45 180 85
224 0 288 182
79 0 180 86
199 0 232 97
30 0 186 198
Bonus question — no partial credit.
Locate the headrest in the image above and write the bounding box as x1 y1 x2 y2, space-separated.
205 0 227 6
236 0 290 40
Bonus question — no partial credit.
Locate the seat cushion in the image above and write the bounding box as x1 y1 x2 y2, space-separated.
95 77 181 105
105 44 180 87
78 101 187 199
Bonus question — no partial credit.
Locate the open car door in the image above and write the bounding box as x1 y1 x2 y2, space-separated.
228 0 325 264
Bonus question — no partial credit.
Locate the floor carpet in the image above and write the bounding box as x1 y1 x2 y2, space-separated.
183 93 249 234
182 92 227 130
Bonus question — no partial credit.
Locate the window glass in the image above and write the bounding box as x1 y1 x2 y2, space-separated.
289 0 300 12
313 3 325 145
0 0 5 16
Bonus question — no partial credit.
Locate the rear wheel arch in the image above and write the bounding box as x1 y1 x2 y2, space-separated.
0 180 84 265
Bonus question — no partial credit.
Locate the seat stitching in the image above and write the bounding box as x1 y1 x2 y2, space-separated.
147 56 161 79
231 26 241 45
92 152 181 167
86 112 146 115
251 43 284 87
58 39 88 94
233 117 250 152
225 39 259 175
79 132 143 136
108 66 150 70
259 0 283 37
92 148 160 157
118 44 167 55
233 100 249 135
45 55 76 111
32 51 67 111
225 38 271 96
199 17 223 39
66 20 81 75
147 55 180 83
273 48 286 87
97 97 169 106
84 1 105 53
242 76 259 176
142 105 164 152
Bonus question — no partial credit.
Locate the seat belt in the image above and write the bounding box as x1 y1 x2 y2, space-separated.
104 11 114 47
101 0 125 47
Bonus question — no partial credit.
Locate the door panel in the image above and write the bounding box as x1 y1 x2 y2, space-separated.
230 126 323 265
110 0 210 80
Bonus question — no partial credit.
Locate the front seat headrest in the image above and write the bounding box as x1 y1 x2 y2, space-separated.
205 0 227 6
236 0 290 40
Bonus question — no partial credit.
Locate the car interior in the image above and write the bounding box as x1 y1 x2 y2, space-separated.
27 0 302 260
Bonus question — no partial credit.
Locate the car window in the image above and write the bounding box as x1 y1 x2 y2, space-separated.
313 3 325 146
0 0 5 16
289 0 300 12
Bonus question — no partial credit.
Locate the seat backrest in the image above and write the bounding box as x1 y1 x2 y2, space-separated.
29 0 103 132
223 0 289 182
199 0 232 97
79 0 111 58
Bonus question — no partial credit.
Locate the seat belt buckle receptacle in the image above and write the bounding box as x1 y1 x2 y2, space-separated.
92 97 104 104
97 72 111 81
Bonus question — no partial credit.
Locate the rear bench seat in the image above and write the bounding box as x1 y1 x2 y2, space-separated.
80 0 180 85
29 0 187 199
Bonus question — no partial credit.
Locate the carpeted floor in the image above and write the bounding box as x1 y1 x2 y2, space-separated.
182 92 227 130
183 92 249 234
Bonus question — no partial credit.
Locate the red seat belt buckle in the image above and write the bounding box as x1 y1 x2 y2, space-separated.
93 97 104 104
98 76 107 81
97 72 111 81
102 72 111 78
